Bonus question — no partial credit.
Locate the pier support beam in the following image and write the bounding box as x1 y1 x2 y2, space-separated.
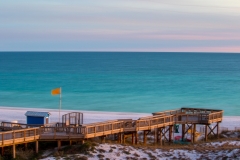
13 144 16 159
190 124 193 143
169 125 173 143
205 125 208 142
69 140 72 146
36 141 39 154
143 131 147 145
193 124 196 142
100 136 106 143
1 147 4 156
207 123 219 140
161 126 170 145
159 127 163 146
182 124 185 141
58 140 61 150
154 129 158 144
135 131 138 144
118 133 121 143
121 133 124 143
131 133 134 144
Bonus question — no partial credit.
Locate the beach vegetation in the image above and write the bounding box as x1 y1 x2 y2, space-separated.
122 150 131 155
116 152 121 156
133 152 140 157
98 148 106 153
0 146 41 160
61 141 97 155
97 154 104 158
126 156 138 160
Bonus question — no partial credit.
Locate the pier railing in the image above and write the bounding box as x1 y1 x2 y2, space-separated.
0 121 42 131
37 107 223 139
137 115 174 130
208 111 223 123
0 128 39 147
1 107 223 141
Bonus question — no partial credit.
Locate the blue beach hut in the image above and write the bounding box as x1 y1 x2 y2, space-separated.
25 111 50 125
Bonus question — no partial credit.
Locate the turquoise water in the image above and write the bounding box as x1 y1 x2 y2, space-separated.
1 52 240 115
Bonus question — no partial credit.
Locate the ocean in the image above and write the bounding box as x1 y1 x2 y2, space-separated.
1 52 240 115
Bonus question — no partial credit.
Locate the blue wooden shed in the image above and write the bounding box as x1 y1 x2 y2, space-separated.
25 111 50 125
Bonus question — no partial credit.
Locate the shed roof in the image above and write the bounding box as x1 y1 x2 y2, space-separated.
25 111 50 117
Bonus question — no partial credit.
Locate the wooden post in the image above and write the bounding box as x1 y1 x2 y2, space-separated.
34 129 36 140
118 133 121 143
217 122 219 139
58 140 61 150
123 134 125 144
193 124 196 142
101 136 105 143
24 130 26 142
25 143 28 150
132 133 134 144
119 133 121 143
154 129 157 144
160 128 163 146
121 133 123 143
191 124 193 143
143 131 147 145
182 124 185 141
13 131 15 144
205 125 208 142
54 128 56 139
2 134 4 146
36 141 39 154
1 147 4 156
69 140 72 146
135 131 138 144
13 144 16 159
169 126 172 143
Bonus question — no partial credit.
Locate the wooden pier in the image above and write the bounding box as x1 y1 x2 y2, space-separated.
0 107 223 158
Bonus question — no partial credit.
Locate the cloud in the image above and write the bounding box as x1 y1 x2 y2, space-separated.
0 0 240 52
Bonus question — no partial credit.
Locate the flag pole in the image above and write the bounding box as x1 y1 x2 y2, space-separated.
59 87 62 123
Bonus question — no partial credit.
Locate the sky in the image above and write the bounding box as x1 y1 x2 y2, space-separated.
0 0 240 52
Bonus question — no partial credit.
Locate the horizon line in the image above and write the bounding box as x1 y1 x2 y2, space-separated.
1 51 240 54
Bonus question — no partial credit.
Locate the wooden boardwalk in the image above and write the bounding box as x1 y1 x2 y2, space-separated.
0 107 223 158
0 128 39 147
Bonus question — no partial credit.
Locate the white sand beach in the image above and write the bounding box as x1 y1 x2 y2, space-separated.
1 106 240 159
0 106 150 124
40 141 240 160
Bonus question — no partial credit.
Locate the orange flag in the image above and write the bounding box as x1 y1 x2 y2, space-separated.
51 88 61 95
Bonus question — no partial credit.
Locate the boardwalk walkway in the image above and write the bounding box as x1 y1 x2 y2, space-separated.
0 107 223 158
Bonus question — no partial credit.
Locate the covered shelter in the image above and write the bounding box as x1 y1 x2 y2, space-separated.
25 111 50 125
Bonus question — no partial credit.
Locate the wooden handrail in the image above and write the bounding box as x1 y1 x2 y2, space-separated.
0 127 39 135
0 128 39 147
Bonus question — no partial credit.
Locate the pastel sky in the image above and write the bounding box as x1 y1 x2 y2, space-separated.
0 0 240 52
